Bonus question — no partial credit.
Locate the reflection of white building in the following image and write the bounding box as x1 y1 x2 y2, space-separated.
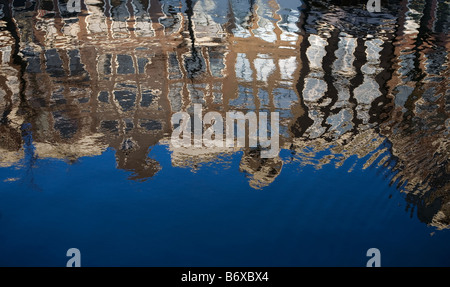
301 19 386 139
353 37 383 127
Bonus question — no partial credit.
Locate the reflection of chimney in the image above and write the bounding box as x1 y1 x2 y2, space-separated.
239 148 283 189
115 137 161 181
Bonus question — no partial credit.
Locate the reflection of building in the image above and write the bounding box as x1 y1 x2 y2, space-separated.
381 0 450 230
161 0 305 186
0 0 448 227
9 0 181 180
0 14 24 168
291 0 450 229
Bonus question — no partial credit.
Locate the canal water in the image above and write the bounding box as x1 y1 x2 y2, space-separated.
0 0 448 266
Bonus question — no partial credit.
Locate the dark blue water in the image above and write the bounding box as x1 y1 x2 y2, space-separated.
1 144 449 267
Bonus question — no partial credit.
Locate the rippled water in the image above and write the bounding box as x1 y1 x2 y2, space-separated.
0 0 449 266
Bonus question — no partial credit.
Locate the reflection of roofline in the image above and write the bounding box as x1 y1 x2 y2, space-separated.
33 133 108 160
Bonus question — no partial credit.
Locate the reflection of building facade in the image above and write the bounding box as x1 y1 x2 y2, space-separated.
0 11 24 168
290 0 449 229
381 0 450 229
163 0 305 187
0 0 448 227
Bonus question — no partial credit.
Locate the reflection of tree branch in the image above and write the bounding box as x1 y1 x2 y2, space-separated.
184 0 203 79
185 0 195 52
21 123 42 192
291 0 313 138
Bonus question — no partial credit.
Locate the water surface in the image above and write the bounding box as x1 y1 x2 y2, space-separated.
0 0 449 266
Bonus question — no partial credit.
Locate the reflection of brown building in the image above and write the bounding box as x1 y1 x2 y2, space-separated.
10 0 181 180
0 17 24 168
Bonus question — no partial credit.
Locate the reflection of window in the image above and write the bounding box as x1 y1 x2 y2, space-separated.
254 54 275 82
159 2 182 35
208 47 226 78
235 53 252 82
117 55 135 75
45 49 65 78
229 86 255 110
114 90 137 112
100 120 119 134
137 58 148 74
273 88 298 110
53 111 78 139
140 91 157 108
97 54 112 76
139 119 162 131
66 0 81 13
98 91 110 103
279 57 297 80
168 52 182 80
68 49 85 76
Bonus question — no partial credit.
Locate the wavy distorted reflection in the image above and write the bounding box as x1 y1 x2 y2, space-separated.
0 0 448 233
